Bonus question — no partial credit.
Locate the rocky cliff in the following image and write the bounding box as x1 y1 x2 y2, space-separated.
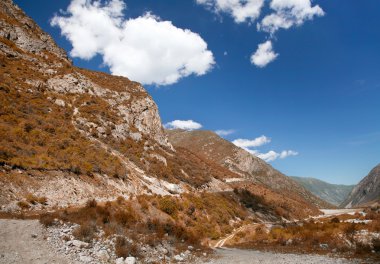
0 0 229 210
341 164 380 208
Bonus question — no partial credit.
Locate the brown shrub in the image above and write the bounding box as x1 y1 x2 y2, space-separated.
158 196 178 216
39 213 55 227
86 199 97 208
17 201 30 209
73 223 96 242
115 236 140 258
372 238 380 252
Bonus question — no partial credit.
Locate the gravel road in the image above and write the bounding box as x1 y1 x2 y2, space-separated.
0 219 75 264
203 248 358 264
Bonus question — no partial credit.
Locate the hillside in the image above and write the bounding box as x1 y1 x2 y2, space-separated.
341 164 380 208
166 129 332 209
291 177 354 206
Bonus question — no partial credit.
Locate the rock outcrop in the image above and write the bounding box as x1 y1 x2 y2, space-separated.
341 164 380 208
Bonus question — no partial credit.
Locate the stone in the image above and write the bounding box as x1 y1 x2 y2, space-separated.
96 249 109 261
125 256 136 264
319 243 329 249
54 99 65 107
187 245 194 250
173 255 184 262
115 257 125 264
31 233 37 238
66 239 89 248
79 255 93 263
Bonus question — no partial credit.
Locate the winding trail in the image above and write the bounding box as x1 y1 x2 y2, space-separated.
0 219 75 264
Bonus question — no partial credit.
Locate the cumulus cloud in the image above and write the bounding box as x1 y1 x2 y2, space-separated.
256 149 298 162
250 40 278 67
232 135 271 148
164 120 202 130
215 129 235 136
231 135 298 162
196 0 265 23
258 0 325 34
51 0 215 85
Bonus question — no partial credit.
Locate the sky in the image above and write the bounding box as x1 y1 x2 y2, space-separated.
14 0 380 185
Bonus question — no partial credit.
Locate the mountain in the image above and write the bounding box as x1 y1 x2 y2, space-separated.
0 0 326 223
341 164 380 208
291 176 354 206
166 129 332 210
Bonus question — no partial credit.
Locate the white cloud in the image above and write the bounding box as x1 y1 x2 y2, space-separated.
250 40 278 67
258 0 325 34
164 120 202 130
51 0 215 86
196 0 265 23
279 150 298 159
231 135 298 162
215 129 235 136
232 135 271 148
256 149 298 162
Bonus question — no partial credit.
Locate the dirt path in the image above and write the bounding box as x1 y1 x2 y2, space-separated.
204 248 358 264
0 219 75 264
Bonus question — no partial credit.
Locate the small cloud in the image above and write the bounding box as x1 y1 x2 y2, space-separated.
224 51 228 56
196 0 265 24
231 135 298 162
164 120 202 130
257 0 325 35
215 129 235 136
232 135 271 148
257 149 298 162
279 150 299 159
251 40 278 67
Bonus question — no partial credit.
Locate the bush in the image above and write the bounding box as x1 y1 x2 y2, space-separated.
115 236 140 258
330 217 340 223
40 213 55 227
373 238 380 252
73 223 96 242
158 197 178 216
86 199 97 208
17 201 30 209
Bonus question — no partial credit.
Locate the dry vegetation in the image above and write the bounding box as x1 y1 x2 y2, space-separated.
232 207 380 260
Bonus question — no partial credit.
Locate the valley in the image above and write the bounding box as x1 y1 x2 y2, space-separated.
0 0 379 263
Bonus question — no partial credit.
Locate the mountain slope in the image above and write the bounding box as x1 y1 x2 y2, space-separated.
291 177 354 206
166 129 332 209
0 0 238 209
341 164 380 208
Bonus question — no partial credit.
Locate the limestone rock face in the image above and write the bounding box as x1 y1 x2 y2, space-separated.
0 0 69 63
342 164 380 208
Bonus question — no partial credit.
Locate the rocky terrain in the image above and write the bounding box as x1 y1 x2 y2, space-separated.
342 164 380 208
1 0 379 263
167 129 332 209
291 176 354 206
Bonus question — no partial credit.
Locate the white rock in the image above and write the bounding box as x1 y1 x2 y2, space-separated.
125 256 136 264
96 249 109 261
79 255 92 263
66 240 89 248
173 255 184 261
115 257 125 264
54 99 65 107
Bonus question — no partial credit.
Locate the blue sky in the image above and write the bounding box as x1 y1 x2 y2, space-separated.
14 0 380 185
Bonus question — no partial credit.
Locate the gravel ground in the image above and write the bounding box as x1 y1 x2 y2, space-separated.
0 219 75 264
203 248 359 264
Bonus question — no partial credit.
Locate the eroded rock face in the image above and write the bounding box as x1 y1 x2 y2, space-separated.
342 164 380 208
0 0 69 63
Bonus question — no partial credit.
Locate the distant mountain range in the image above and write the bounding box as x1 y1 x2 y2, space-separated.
291 177 354 206
341 164 380 208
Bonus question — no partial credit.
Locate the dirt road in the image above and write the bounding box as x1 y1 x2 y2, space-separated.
0 219 74 264
204 248 358 264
